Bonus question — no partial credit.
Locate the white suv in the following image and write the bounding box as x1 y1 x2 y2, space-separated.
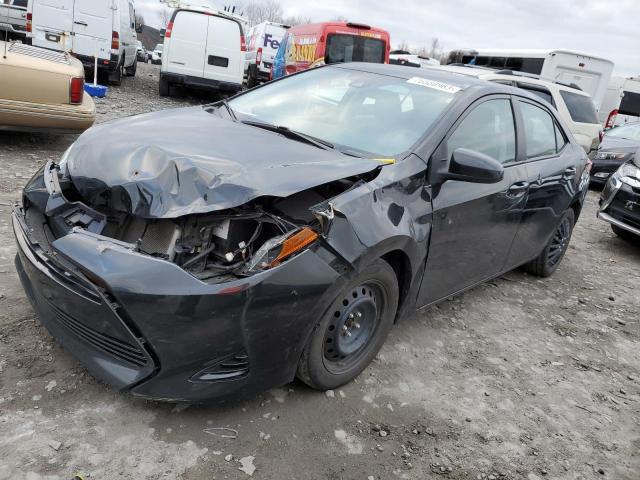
428 65 603 154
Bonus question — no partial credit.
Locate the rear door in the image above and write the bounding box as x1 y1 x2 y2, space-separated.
164 10 208 78
204 15 243 85
506 98 582 267
71 0 113 60
30 0 74 51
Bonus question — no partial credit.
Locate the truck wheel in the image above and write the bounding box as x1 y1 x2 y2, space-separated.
522 209 575 277
108 59 124 86
297 258 398 390
125 57 137 77
159 76 170 97
246 67 257 89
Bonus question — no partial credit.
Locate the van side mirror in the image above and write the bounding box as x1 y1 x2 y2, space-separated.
160 28 166 37
136 23 143 34
444 148 504 184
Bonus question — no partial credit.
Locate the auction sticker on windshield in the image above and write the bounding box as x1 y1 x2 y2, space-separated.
407 77 461 94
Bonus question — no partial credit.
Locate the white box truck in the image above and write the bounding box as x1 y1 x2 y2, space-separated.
446 48 614 109
600 76 640 128
27 0 140 85
244 21 289 87
159 7 245 97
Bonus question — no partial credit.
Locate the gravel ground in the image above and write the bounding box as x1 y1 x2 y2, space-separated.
0 62 639 480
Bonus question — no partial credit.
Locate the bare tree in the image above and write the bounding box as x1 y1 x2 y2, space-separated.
395 40 410 53
281 14 312 26
243 0 283 26
135 13 145 30
331 15 348 22
429 37 441 58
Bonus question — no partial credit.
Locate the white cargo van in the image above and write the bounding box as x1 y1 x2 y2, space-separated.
600 76 640 128
446 49 614 108
27 0 139 85
244 21 288 87
159 7 245 97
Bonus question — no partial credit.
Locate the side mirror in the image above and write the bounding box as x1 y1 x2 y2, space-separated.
160 28 166 37
136 23 143 34
445 148 504 184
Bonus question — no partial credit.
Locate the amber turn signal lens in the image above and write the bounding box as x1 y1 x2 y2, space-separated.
271 228 318 266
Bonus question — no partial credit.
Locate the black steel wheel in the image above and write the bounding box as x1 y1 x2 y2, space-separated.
297 258 398 390
523 209 575 277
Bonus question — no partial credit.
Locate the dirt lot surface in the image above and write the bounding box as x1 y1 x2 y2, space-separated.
0 63 639 480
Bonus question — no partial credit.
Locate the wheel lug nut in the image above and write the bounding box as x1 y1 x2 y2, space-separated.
356 312 362 318
354 322 360 329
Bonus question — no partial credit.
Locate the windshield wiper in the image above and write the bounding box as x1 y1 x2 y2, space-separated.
217 99 238 122
241 120 333 151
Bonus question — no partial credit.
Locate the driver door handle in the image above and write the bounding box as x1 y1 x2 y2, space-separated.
564 167 577 176
74 21 88 26
507 181 530 196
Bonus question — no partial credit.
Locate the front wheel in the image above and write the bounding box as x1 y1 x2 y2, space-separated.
297 258 398 390
523 209 575 277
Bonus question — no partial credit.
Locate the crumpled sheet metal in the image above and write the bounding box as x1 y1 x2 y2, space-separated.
66 106 382 218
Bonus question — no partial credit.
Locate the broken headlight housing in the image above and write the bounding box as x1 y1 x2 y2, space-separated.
247 227 318 271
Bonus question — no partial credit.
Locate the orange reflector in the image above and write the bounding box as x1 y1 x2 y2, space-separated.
271 228 318 266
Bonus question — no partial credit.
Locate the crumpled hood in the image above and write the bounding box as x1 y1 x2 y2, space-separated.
66 106 381 218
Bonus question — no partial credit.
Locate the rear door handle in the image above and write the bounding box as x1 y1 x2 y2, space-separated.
74 21 88 26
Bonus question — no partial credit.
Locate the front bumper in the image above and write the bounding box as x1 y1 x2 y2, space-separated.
598 179 640 237
13 201 344 402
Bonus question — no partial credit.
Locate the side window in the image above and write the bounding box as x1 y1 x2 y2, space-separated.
519 101 557 159
517 83 554 107
555 123 567 152
447 99 516 164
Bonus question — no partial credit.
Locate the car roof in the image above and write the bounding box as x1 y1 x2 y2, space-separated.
424 64 593 97
334 62 489 90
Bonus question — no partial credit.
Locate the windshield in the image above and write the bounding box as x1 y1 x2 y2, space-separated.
228 66 456 156
325 34 385 64
607 123 640 141
155 44 163 51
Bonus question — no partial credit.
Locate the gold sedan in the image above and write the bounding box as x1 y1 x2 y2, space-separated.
0 40 95 133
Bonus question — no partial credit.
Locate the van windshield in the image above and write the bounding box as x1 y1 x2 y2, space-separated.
325 34 385 64
228 66 456 157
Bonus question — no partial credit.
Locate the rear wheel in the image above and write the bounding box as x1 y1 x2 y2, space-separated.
159 76 170 97
108 58 124 86
297 258 398 390
246 65 258 89
612 224 639 242
523 209 575 277
125 57 137 77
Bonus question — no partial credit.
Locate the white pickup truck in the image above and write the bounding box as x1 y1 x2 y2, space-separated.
0 0 28 42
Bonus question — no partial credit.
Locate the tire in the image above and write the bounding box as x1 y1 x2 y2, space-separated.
611 224 639 242
297 258 399 390
108 58 124 86
246 65 258 89
159 76 170 97
522 209 575 277
125 57 137 77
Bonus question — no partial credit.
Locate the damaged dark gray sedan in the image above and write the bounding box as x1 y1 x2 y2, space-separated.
13 64 590 402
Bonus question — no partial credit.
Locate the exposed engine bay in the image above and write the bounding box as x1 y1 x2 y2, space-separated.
37 161 373 283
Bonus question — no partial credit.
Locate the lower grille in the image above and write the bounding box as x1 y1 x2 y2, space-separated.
47 300 149 367
191 352 249 382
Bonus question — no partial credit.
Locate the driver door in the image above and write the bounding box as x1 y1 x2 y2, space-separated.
418 96 530 305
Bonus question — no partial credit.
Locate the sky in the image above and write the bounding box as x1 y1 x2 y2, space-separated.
135 0 639 77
